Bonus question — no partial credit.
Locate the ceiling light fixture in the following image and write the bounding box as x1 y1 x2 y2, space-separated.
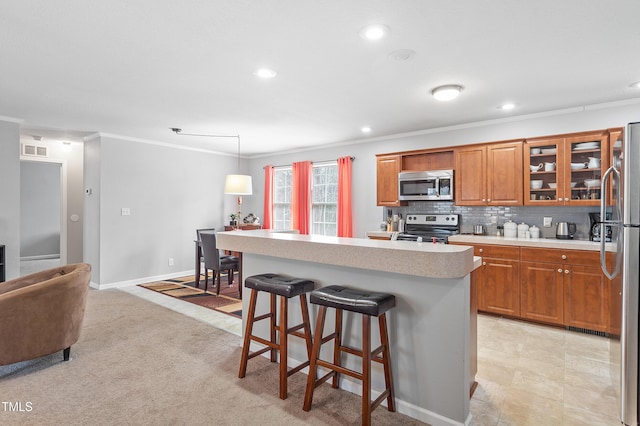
431 85 463 101
361 126 372 134
629 81 640 89
170 128 252 219
359 24 390 41
253 68 277 79
388 49 416 61
498 103 516 110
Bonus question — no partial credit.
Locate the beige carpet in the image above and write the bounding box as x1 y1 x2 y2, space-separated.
0 288 424 425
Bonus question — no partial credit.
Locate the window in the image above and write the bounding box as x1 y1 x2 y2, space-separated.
273 166 292 230
271 162 338 236
311 163 338 236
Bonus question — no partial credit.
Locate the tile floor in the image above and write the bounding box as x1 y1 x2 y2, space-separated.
471 314 620 426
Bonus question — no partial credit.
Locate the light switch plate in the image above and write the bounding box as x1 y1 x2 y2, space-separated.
121 207 131 216
543 216 552 227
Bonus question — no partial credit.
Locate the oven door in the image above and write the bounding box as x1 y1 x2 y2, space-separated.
398 176 439 200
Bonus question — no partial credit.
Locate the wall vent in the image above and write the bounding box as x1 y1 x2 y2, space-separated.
21 144 48 157
565 325 608 338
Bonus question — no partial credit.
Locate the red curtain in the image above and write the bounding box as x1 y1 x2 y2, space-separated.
291 161 311 234
262 165 274 229
337 156 353 237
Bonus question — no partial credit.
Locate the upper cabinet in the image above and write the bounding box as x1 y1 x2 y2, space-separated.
376 155 405 206
375 149 454 206
454 141 523 206
524 131 608 206
376 128 616 208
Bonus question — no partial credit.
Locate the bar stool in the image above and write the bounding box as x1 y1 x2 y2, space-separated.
303 285 396 426
238 273 315 400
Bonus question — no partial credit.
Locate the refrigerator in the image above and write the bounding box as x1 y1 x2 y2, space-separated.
601 122 640 425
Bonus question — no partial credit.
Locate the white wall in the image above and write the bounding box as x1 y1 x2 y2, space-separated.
88 134 244 286
244 101 640 238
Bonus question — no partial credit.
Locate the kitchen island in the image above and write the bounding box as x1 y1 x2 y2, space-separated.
217 230 479 426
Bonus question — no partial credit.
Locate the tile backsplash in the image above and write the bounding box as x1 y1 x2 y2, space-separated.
387 202 600 240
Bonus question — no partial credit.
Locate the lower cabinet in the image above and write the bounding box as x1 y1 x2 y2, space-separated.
520 247 611 333
520 260 564 325
563 264 610 332
453 242 614 333
472 244 520 317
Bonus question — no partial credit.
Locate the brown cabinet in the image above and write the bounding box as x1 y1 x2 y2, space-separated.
524 131 608 206
472 244 520 316
454 242 616 333
375 150 454 206
376 155 405 206
520 247 611 332
454 141 523 206
520 260 564 325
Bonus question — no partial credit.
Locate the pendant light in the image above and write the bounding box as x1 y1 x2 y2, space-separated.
170 127 252 223
224 135 252 225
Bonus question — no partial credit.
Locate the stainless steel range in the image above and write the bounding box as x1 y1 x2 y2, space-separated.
397 213 460 243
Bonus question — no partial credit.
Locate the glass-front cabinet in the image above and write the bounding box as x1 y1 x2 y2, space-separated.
524 131 608 206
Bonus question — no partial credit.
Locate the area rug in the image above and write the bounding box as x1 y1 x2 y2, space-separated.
139 274 243 318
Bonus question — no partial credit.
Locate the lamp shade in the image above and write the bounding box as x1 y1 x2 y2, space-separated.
224 174 253 195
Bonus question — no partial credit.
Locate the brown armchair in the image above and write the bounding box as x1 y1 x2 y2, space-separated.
0 263 92 366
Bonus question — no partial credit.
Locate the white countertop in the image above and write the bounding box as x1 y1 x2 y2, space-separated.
217 229 477 279
448 234 614 251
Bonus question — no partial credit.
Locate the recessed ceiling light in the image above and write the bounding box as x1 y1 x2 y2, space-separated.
629 81 640 89
498 103 516 110
359 24 390 41
361 126 372 134
254 68 277 79
431 85 463 101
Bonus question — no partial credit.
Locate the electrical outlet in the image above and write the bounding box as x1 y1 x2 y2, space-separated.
168 258 174 266
121 207 131 216
491 216 497 224
543 217 552 227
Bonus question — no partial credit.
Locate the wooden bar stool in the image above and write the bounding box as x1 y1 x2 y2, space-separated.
303 285 396 426
238 273 314 400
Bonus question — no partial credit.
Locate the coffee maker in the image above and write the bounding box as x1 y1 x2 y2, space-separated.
589 212 612 242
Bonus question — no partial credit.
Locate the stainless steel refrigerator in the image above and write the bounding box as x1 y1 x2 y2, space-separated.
601 122 640 425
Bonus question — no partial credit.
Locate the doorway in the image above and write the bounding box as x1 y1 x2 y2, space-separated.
19 159 66 275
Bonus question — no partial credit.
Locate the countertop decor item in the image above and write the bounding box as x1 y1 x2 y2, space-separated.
503 220 517 238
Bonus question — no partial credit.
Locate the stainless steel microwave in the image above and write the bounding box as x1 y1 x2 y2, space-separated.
398 170 454 201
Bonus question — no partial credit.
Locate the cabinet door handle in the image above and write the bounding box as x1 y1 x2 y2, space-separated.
482 199 486 202
565 269 570 274
483 262 487 266
558 269 563 273
558 199 562 202
565 198 569 202
561 254 567 260
487 199 491 202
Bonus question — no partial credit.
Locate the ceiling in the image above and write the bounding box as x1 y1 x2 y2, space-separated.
2 1 640 156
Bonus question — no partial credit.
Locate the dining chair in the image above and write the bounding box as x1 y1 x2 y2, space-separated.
195 228 216 284
200 232 239 296
196 228 216 245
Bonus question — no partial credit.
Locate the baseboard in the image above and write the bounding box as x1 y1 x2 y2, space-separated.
20 255 60 261
90 270 194 290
